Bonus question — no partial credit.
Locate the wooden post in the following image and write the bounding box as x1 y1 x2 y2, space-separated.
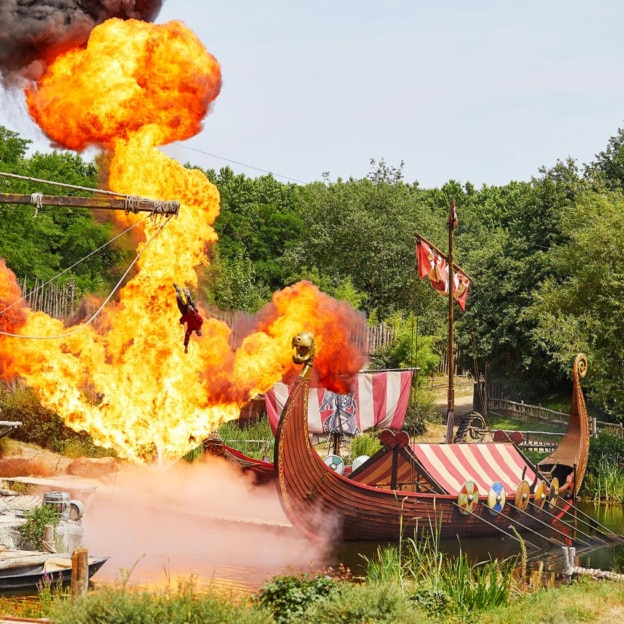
71 548 89 600
445 200 457 444
0 191 180 215
42 525 56 553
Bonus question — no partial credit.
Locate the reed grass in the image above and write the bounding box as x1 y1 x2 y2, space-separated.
218 418 274 460
583 457 624 504
360 530 521 618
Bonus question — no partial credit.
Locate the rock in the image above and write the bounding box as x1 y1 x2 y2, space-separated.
66 457 117 478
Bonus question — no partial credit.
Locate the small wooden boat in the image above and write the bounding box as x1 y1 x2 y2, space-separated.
0 551 108 593
274 332 591 543
202 434 275 485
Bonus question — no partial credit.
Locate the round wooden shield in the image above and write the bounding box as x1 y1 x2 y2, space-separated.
486 482 506 515
547 477 560 509
323 454 345 474
534 481 548 509
457 480 479 515
514 480 530 511
351 455 370 472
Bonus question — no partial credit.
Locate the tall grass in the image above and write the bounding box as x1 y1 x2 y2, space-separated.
582 429 624 503
583 457 624 503
218 418 274 460
360 531 520 618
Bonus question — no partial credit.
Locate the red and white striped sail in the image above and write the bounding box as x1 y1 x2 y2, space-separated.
266 369 413 435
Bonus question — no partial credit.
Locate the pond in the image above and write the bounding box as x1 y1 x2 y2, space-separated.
82 462 624 595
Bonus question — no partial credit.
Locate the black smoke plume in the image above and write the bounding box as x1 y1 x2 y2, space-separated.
0 1 164 84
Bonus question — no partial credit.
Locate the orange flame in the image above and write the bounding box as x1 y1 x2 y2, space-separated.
1 19 367 466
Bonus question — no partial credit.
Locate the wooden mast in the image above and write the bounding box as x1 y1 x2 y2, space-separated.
0 192 180 215
445 200 457 443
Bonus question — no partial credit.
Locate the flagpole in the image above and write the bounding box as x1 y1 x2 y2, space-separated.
445 200 457 444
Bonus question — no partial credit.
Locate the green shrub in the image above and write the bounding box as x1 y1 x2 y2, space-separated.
219 418 274 460
0 381 113 458
351 432 382 458
306 582 432 624
256 573 340 624
47 581 271 624
20 504 59 550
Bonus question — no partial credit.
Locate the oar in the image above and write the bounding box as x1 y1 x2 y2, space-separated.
551 501 624 543
451 502 541 550
523 502 595 547
504 511 566 549
530 501 608 545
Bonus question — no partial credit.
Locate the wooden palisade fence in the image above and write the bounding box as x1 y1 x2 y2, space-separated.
19 276 78 319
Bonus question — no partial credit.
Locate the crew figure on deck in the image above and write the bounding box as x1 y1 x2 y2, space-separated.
174 283 203 353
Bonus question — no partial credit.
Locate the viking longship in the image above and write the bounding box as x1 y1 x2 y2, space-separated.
274 332 592 543
203 367 414 484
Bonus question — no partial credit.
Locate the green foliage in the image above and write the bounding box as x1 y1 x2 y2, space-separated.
205 253 270 312
0 382 112 457
369 312 441 374
0 126 31 165
582 430 624 502
0 134 122 296
217 418 274 460
350 432 382 459
361 534 519 619
256 573 340 624
406 387 438 430
20 504 59 550
524 191 624 419
207 166 304 294
305 581 431 624
587 126 624 190
282 167 440 319
46 580 271 624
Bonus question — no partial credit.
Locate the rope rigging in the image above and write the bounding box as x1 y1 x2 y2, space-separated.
0 215 150 317
0 170 137 199
0 214 174 340
0 171 180 215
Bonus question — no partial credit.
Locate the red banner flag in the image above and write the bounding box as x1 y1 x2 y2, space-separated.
429 253 448 295
415 236 470 310
416 239 434 279
453 271 470 311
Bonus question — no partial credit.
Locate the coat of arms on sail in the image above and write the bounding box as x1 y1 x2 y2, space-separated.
319 390 359 435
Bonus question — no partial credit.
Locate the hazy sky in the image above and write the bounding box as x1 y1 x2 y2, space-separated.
2 0 624 188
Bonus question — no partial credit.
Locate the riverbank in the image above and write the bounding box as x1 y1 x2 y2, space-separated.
1 564 623 623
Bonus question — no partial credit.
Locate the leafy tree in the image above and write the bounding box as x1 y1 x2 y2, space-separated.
205 253 270 312
283 162 442 321
0 126 30 165
524 191 624 420
0 134 120 295
205 166 304 300
369 311 440 378
586 127 624 190
456 161 588 398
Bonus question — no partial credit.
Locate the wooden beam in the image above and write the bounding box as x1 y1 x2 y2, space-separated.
0 192 180 215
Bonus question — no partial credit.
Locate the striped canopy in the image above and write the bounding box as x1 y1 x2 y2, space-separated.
410 443 537 496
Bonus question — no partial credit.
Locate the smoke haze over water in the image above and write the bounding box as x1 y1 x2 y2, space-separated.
81 459 329 592
0 0 164 83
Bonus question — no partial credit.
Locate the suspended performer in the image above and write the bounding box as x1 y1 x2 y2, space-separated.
174 283 203 353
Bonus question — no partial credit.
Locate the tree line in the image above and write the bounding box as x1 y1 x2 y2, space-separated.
2 125 624 421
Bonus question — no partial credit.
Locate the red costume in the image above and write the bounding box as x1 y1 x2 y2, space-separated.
180 310 203 353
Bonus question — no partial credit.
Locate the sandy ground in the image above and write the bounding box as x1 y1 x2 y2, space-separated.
418 378 475 443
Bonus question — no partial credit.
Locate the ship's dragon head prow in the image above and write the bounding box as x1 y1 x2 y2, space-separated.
292 332 316 365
